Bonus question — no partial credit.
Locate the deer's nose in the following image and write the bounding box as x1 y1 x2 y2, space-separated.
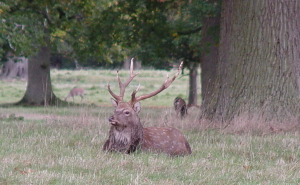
108 116 114 122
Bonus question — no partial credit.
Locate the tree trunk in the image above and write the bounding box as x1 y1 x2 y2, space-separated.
17 44 63 106
200 4 221 114
203 0 300 124
0 57 28 80
188 63 199 106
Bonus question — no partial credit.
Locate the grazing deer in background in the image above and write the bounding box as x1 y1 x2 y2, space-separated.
174 97 188 118
103 59 192 156
65 87 85 101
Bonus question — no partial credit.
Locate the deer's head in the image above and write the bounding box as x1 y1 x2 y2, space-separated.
107 58 183 129
108 100 141 132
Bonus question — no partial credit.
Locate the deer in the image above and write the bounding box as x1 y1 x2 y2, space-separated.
65 87 85 101
174 97 188 118
103 59 192 156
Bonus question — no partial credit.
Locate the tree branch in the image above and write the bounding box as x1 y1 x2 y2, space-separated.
177 26 202 35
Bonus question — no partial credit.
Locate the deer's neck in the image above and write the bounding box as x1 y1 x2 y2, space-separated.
108 119 144 153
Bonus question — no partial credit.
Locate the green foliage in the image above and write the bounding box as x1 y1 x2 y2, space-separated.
96 0 221 69
0 0 221 68
0 1 44 58
0 0 119 63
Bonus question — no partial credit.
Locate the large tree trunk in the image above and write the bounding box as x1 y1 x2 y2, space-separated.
17 44 63 106
200 4 221 114
202 0 300 125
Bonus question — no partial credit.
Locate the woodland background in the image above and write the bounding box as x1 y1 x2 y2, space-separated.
2 0 300 127
1 0 300 183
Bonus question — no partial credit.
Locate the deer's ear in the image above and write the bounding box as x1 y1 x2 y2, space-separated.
111 98 118 108
133 102 141 113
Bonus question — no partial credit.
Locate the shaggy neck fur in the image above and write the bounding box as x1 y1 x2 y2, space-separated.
103 110 144 154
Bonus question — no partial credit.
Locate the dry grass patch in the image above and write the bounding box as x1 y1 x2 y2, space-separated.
0 106 300 184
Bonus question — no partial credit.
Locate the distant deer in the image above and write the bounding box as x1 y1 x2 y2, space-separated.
103 59 192 156
174 97 188 118
65 87 85 101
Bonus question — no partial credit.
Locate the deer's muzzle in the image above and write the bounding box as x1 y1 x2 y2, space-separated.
108 116 118 125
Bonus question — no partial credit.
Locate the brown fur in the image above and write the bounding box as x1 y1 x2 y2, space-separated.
103 101 143 154
102 123 143 154
142 127 192 156
174 97 188 118
103 60 191 156
65 87 85 101
103 100 192 156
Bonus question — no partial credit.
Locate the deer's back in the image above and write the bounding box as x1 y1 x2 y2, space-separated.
142 127 192 156
70 87 85 95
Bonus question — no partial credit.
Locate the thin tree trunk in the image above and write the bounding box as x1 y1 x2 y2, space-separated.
188 63 199 106
0 57 28 80
203 0 300 124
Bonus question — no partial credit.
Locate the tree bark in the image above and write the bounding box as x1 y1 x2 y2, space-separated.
17 44 63 106
200 5 221 114
202 0 300 124
188 63 199 106
0 57 28 80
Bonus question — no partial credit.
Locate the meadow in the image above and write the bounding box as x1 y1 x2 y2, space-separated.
0 68 299 184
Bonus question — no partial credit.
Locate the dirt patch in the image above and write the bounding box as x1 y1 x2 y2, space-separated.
15 113 54 120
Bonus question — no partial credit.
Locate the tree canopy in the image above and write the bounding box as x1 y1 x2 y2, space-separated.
0 0 124 64
0 0 220 69
97 0 219 69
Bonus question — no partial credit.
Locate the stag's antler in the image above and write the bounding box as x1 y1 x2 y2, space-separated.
107 58 139 102
130 61 183 105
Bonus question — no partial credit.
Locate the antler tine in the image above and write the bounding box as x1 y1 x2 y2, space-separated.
107 83 122 102
131 84 141 103
108 58 139 102
119 58 139 97
130 61 183 105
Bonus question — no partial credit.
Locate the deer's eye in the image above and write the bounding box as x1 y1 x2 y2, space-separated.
124 110 130 116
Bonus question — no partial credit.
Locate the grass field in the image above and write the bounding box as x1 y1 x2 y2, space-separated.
0 69 191 107
0 69 299 184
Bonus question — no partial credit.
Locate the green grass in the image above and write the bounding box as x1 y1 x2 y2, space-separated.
0 68 191 107
50 69 191 107
0 69 299 184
